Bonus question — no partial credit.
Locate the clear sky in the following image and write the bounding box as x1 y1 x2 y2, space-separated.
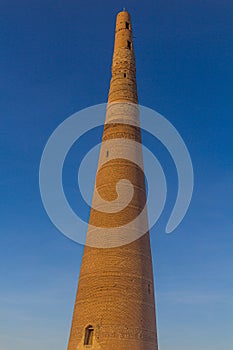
1 0 232 349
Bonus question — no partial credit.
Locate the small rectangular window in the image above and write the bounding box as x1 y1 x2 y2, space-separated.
123 73 126 78
127 41 132 50
126 22 130 30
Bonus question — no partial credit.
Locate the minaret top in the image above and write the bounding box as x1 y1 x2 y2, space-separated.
115 10 132 33
107 9 138 104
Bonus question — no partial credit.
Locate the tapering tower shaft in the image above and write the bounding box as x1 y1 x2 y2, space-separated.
67 11 158 350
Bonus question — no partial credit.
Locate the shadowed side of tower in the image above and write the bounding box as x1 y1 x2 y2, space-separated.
67 11 158 350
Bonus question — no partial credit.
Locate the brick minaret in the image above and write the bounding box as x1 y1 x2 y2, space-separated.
67 10 158 350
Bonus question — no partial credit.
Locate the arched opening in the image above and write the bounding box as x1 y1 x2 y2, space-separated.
84 325 94 346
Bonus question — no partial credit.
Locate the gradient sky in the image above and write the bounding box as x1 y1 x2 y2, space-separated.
1 1 233 349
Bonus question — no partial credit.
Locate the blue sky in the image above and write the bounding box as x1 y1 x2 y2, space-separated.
0 0 232 349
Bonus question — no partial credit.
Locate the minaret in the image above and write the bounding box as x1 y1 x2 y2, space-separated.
67 10 158 350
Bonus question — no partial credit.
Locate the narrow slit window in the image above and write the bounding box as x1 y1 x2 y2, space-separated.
106 150 109 157
84 326 94 346
127 40 132 50
126 22 130 29
123 73 127 78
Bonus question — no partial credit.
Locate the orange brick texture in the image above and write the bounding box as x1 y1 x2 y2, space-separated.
67 10 158 350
